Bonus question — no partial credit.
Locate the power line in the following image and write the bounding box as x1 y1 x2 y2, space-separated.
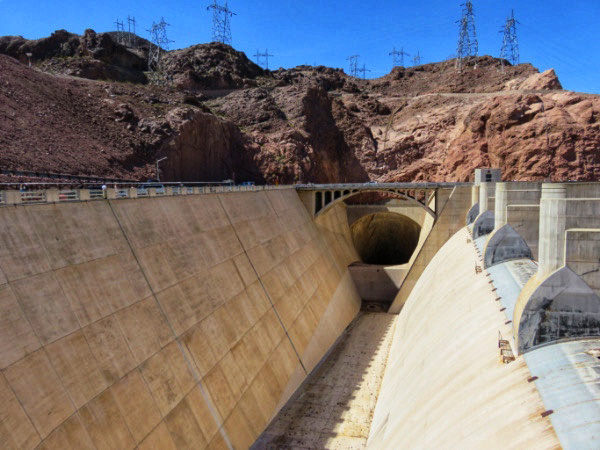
253 48 274 69
413 51 422 66
207 0 236 46
389 46 410 68
456 1 478 71
500 9 519 70
114 19 125 45
127 15 137 47
147 18 173 73
357 63 371 79
346 54 359 77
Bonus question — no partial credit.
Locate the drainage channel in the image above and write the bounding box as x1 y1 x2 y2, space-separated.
251 312 397 449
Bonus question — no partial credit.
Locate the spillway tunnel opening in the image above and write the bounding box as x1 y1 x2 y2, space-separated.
348 210 422 312
351 211 421 265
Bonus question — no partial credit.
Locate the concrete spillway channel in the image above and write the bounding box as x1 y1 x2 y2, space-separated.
253 312 396 448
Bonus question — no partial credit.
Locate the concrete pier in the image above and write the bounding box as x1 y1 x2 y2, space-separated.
538 183 568 278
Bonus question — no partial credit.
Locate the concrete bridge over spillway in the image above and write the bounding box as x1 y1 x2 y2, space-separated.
1 169 600 449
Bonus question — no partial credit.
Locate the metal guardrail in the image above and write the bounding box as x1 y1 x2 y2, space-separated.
20 191 46 204
89 189 104 199
58 190 79 201
0 183 292 206
295 182 473 190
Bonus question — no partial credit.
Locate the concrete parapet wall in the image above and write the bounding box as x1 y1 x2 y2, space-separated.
0 189 360 449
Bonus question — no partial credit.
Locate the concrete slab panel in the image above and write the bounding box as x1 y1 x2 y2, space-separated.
109 198 176 249
205 260 245 304
220 192 272 224
111 369 162 443
138 422 177 450
13 272 79 346
115 298 173 365
156 275 220 337
217 352 249 407
0 284 40 369
203 364 237 420
4 349 74 438
0 207 51 281
55 253 149 327
198 226 243 267
288 305 319 357
186 386 222 443
27 202 127 270
36 414 94 450
183 195 230 231
83 315 137 384
78 389 135 450
223 407 256 450
181 322 221 378
45 330 107 409
135 241 191 293
0 373 41 449
206 431 230 450
232 253 258 287
140 341 196 417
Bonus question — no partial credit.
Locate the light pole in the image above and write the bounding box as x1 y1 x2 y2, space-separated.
156 157 167 182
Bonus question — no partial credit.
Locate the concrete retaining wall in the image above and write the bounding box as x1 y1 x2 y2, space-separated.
0 189 361 449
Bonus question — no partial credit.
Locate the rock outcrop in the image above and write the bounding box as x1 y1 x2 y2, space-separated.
0 32 599 184
0 29 147 83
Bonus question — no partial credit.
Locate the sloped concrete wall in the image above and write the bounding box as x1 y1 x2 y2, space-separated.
368 228 559 448
389 187 472 313
0 189 361 449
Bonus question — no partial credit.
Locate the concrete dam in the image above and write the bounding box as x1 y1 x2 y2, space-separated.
1 170 600 449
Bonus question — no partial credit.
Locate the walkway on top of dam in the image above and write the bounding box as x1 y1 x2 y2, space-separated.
252 312 397 449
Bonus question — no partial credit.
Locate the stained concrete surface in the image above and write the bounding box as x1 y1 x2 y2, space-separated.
252 312 396 449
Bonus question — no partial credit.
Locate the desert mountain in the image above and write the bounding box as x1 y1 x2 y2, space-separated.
1 29 599 184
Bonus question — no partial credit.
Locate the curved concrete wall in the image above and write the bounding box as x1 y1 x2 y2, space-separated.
368 228 559 448
0 189 361 449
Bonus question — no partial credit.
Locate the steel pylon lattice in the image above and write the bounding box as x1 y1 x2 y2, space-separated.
207 0 236 45
147 18 173 73
456 1 478 71
500 10 519 68
347 55 360 78
389 46 410 68
254 49 274 69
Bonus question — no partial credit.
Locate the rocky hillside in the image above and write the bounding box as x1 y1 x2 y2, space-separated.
1 29 599 183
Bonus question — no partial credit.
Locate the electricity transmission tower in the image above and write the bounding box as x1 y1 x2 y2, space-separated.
207 1 236 45
456 1 478 71
127 15 137 47
347 55 359 77
253 49 274 69
357 64 371 79
389 46 410 68
114 19 125 44
147 18 173 72
413 51 422 66
500 10 519 69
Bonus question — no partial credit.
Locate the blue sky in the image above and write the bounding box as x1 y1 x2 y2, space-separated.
2 1 599 93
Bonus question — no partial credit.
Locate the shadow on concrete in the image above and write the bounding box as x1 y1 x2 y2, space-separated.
251 312 396 449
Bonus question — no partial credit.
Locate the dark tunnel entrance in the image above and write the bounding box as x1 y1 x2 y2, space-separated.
350 212 422 265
